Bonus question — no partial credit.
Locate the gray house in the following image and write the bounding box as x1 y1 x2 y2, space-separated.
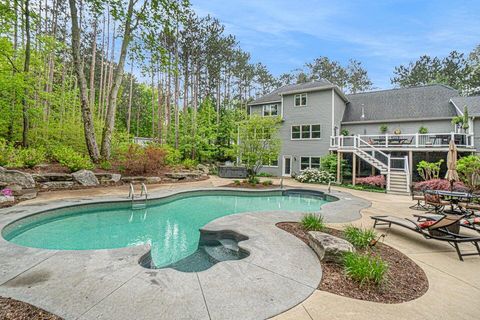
248 82 480 194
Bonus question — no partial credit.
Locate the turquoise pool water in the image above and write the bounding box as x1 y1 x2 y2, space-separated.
3 191 329 267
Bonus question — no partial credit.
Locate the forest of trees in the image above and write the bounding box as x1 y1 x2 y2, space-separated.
1 0 478 168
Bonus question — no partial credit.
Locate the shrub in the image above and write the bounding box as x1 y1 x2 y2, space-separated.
164 145 182 166
356 175 385 188
0 139 22 168
182 158 198 170
51 146 93 172
234 180 241 185
262 179 273 186
344 225 376 249
457 155 480 191
417 160 444 181
340 129 350 136
380 124 388 133
414 179 468 192
295 168 335 184
248 176 260 185
144 145 167 172
19 148 46 168
343 252 388 286
301 213 325 231
99 160 112 170
418 126 428 134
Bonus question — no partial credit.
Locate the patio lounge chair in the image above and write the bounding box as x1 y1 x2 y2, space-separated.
414 212 480 234
371 214 480 261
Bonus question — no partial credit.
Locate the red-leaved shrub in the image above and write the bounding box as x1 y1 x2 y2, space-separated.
414 179 468 192
356 175 385 188
122 144 167 175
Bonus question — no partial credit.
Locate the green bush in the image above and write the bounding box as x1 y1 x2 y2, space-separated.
234 180 241 185
0 139 21 167
51 146 93 172
247 176 260 185
19 148 46 168
457 155 480 191
182 158 198 169
301 213 325 231
99 160 112 170
164 145 182 166
344 225 376 249
417 159 444 181
262 179 273 186
344 252 388 286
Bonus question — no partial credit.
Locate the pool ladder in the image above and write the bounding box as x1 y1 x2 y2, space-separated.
129 183 148 210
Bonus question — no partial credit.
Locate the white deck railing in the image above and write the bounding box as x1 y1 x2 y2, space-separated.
331 133 474 149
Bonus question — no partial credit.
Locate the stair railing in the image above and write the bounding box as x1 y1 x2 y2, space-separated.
355 135 390 169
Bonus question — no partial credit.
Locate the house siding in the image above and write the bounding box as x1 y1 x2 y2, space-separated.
342 119 454 136
473 119 480 153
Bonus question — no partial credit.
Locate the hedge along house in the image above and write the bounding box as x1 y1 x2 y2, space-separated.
248 82 479 194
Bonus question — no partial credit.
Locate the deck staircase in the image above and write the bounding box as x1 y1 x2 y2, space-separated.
338 136 410 195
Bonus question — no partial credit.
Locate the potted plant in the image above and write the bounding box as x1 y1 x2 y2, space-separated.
419 126 428 134
340 129 350 136
380 124 388 134
393 128 402 135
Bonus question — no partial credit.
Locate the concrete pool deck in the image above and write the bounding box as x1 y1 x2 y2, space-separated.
0 178 370 320
1 176 479 319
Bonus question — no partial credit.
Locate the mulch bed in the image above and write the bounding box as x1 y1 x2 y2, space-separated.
276 222 429 304
0 296 62 320
223 182 280 189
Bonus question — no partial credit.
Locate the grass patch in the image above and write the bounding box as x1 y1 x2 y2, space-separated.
340 184 386 193
301 213 325 231
344 225 377 249
344 252 388 286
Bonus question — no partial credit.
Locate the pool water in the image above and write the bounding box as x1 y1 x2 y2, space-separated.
3 191 329 267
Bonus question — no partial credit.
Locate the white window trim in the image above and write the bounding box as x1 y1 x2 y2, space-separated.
291 124 321 140
300 156 321 170
262 104 278 117
263 158 279 168
294 93 308 107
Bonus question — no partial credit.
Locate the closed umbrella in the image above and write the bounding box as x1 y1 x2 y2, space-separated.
445 139 459 191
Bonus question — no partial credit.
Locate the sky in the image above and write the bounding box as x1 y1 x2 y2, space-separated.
191 0 480 89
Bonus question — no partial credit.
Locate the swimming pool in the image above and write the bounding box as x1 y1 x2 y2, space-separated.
2 189 333 267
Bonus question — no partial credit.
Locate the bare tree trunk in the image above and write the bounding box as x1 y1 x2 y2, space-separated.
126 62 133 134
89 17 97 110
157 70 163 143
21 0 31 147
101 0 138 159
174 19 180 148
151 67 155 137
68 0 100 161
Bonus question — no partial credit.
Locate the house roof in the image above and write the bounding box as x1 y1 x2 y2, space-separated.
248 80 335 106
342 84 460 123
451 96 480 116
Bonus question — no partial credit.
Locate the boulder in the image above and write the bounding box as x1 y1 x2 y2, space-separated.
0 195 15 206
72 170 99 186
146 176 162 184
32 173 73 182
6 185 37 199
40 181 75 189
0 166 35 189
197 164 209 174
121 176 148 183
165 171 203 180
307 231 355 264
95 173 122 185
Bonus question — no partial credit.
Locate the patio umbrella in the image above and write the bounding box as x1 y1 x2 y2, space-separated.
445 139 460 190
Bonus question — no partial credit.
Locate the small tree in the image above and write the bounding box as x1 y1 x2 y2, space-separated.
457 155 480 191
237 116 281 180
417 159 444 181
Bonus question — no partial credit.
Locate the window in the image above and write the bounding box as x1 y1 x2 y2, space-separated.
263 158 279 167
291 126 301 139
301 157 321 170
291 124 321 140
262 104 278 116
294 93 307 107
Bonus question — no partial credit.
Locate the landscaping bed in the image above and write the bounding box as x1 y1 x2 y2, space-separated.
223 181 279 189
276 222 429 303
0 296 62 320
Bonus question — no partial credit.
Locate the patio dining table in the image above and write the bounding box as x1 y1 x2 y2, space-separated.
425 190 479 213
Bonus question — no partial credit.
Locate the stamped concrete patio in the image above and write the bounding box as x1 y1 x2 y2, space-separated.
1 176 479 320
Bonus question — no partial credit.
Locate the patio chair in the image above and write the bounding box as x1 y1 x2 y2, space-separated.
424 192 450 213
371 214 480 261
409 187 428 211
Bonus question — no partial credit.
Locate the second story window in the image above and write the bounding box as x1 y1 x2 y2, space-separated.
263 104 278 116
291 124 321 140
294 93 307 107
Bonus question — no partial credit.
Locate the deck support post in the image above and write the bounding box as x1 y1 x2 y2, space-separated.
409 150 413 185
352 153 357 186
337 152 342 184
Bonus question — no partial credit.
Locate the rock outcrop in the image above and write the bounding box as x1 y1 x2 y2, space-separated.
72 170 99 186
307 231 355 263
